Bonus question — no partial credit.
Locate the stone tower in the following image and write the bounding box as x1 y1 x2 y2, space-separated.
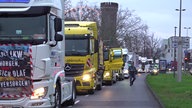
100 2 118 47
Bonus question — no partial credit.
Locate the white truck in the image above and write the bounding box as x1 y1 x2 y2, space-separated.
122 48 129 78
0 0 76 108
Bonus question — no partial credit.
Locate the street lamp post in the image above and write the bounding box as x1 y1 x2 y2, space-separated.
174 26 177 78
176 0 185 82
184 27 191 37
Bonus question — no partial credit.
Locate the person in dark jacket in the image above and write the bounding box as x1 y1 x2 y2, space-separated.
128 62 137 86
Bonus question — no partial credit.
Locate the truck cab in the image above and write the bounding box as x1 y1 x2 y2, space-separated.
103 47 117 85
64 21 104 94
0 0 76 107
109 48 124 81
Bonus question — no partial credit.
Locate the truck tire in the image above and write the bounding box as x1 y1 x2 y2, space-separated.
113 77 116 84
120 74 124 81
54 83 61 108
67 80 76 105
109 80 113 86
88 89 95 94
96 83 102 90
112 73 116 84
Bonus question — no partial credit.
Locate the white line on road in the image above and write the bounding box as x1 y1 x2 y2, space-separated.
84 95 89 97
75 100 80 104
67 100 80 107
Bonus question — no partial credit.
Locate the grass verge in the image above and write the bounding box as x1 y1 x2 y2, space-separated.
146 73 192 108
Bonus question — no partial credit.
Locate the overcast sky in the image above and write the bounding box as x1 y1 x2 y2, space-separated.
71 0 192 43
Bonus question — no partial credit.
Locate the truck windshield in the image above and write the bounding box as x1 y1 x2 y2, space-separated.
0 15 46 44
65 38 89 56
113 50 122 59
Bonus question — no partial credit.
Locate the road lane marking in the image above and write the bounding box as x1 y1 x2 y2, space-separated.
75 100 80 104
67 100 80 107
84 95 89 97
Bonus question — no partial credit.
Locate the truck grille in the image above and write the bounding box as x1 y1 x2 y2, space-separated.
64 64 84 77
75 80 90 86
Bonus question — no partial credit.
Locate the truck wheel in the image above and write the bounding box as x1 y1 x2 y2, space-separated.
54 83 61 108
121 75 124 81
122 75 125 80
112 73 116 83
120 75 124 81
67 81 76 105
109 80 113 85
88 89 95 94
113 77 116 83
96 83 102 90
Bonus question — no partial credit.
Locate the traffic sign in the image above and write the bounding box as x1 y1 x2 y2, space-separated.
171 36 190 48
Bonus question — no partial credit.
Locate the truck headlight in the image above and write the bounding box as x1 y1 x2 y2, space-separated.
153 69 158 73
82 74 91 81
31 87 48 100
104 72 110 77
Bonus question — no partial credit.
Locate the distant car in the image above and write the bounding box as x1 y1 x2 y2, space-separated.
123 68 129 79
149 67 153 73
137 68 143 73
123 62 129 79
150 67 159 75
167 65 173 71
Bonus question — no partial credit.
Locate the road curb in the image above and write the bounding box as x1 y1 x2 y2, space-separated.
145 74 165 108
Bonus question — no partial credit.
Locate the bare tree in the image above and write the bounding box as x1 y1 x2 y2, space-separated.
116 8 149 53
64 0 72 11
116 8 162 59
148 33 161 60
64 1 100 22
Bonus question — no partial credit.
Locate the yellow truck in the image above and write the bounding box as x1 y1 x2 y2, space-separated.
64 21 104 94
109 48 124 81
103 47 117 85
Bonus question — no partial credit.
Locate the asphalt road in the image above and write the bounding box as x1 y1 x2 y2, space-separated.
66 73 161 108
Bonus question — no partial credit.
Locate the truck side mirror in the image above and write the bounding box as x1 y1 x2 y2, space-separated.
111 52 114 57
109 56 113 62
109 51 114 62
55 34 63 41
50 34 63 47
54 18 62 32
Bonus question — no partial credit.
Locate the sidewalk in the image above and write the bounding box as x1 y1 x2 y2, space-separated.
124 73 162 108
